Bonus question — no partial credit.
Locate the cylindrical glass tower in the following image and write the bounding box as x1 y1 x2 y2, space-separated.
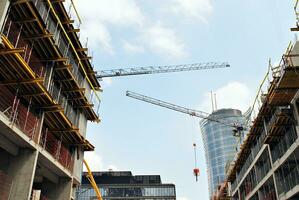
200 109 243 199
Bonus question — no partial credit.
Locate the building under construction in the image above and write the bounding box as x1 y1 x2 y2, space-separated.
0 0 101 199
225 39 299 199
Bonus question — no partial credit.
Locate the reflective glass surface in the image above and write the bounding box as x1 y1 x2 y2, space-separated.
200 109 243 198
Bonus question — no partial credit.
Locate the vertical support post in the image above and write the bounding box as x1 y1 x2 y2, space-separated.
263 117 268 137
43 128 48 149
23 97 32 134
45 6 50 28
10 88 20 126
56 135 62 160
57 82 62 103
26 41 34 64
6 20 12 37
36 111 45 145
15 23 23 48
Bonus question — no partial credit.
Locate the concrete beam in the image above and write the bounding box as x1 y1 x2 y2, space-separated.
38 164 59 184
0 133 18 156
43 178 73 200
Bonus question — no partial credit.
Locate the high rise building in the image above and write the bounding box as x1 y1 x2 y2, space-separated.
77 171 176 200
226 40 299 200
0 0 100 199
200 109 244 199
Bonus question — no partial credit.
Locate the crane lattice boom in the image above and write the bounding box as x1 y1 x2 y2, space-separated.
126 91 240 127
97 62 230 78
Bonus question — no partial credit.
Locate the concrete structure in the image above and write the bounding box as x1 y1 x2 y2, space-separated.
200 109 244 199
77 171 176 200
226 41 299 199
0 0 101 199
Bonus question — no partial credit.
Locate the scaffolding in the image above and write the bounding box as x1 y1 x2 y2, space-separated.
227 41 299 183
0 0 102 178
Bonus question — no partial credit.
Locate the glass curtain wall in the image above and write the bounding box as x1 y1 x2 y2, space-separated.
200 109 244 198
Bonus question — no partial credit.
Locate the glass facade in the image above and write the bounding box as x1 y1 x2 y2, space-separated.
78 186 176 200
77 171 176 200
200 109 243 198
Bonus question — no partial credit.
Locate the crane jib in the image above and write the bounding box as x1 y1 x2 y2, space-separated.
97 62 230 78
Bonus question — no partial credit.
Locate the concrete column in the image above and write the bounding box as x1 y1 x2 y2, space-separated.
73 147 84 182
7 148 38 200
43 178 72 200
36 112 45 145
0 0 9 35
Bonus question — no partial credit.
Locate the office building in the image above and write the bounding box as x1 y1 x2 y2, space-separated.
77 171 176 200
200 109 244 199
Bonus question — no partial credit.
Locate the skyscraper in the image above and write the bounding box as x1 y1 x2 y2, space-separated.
200 109 243 199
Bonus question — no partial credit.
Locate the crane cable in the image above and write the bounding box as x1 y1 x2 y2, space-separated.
191 116 200 182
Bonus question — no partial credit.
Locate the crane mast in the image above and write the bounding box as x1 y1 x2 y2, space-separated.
97 62 230 79
126 91 247 130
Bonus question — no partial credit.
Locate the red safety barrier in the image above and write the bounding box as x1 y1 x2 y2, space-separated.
0 171 13 200
17 102 40 142
40 129 74 172
59 144 74 171
0 85 40 142
0 85 15 119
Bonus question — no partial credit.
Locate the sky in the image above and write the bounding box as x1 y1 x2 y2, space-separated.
68 1 295 199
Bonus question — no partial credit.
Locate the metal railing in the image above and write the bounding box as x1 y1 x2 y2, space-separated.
3 3 100 117
33 0 100 116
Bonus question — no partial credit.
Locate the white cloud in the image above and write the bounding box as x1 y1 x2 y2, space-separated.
80 23 114 54
68 0 190 59
71 0 144 54
83 151 104 171
171 0 213 23
75 0 144 26
101 77 113 88
178 197 189 200
198 81 252 113
123 40 145 54
66 0 191 58
83 151 119 171
142 23 187 59
107 165 119 171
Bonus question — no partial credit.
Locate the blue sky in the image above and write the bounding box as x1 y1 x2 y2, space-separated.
70 0 295 199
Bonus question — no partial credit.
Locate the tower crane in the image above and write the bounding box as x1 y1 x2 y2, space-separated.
96 62 230 79
125 91 247 132
126 91 248 181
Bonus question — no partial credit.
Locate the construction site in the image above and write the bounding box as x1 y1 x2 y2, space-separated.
0 0 298 200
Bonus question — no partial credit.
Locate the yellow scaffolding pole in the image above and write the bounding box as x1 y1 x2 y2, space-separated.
46 0 101 109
